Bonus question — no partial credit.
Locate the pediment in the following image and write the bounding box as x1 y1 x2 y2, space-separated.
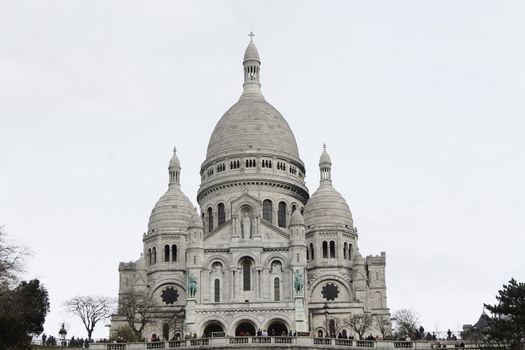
203 220 232 243
230 192 261 213
259 220 290 240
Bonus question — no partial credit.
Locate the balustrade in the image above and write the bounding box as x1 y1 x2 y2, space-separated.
356 340 375 348
394 341 414 348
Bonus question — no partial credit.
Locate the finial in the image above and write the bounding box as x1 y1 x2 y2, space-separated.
249 31 255 42
323 143 326 151
173 146 177 154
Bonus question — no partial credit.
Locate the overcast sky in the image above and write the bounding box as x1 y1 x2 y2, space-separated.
1 0 524 340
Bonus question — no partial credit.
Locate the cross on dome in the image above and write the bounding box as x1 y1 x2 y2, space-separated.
248 31 255 42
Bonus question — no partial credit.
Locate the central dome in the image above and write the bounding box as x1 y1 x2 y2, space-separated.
205 95 300 162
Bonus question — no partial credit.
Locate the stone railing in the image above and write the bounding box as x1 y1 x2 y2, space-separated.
91 338 441 350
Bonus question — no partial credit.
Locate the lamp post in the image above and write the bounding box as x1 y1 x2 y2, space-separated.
59 323 67 347
324 303 329 337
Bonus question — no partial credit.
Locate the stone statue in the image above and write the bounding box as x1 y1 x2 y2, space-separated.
188 273 197 298
241 212 251 238
294 270 303 294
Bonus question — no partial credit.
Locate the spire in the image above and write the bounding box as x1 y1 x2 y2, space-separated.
242 32 262 97
168 147 181 186
319 144 332 184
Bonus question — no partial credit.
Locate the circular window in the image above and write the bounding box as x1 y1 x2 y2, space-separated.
161 286 179 305
321 283 339 301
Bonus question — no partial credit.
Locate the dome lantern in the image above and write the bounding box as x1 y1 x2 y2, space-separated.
169 147 181 187
242 32 262 97
319 143 332 184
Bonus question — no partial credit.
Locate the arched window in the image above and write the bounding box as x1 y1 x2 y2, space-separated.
322 241 328 259
171 245 177 262
164 245 170 262
329 241 335 258
148 248 152 265
306 247 310 261
152 247 157 264
291 204 297 214
274 278 280 301
348 244 352 260
343 242 348 260
214 279 220 302
242 259 251 291
218 203 225 226
278 202 287 228
310 243 315 260
207 207 213 231
263 200 272 222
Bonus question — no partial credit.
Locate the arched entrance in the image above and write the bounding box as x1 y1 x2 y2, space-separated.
267 320 288 336
235 321 256 336
202 321 225 338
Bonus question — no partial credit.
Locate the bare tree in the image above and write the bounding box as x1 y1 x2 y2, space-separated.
374 314 391 339
392 308 420 339
0 227 28 287
344 313 373 339
64 296 116 341
119 289 156 341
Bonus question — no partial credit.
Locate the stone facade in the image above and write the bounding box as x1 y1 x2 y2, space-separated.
110 37 390 340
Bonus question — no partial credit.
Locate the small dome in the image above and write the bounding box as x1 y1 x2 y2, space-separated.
188 209 204 229
319 146 332 166
304 182 353 229
169 147 180 169
290 209 305 226
148 186 194 234
244 41 260 62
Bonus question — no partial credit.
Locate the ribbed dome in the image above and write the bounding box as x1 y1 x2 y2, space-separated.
148 187 194 233
205 95 301 162
319 147 332 166
304 183 354 228
290 209 305 226
188 209 204 229
244 41 260 62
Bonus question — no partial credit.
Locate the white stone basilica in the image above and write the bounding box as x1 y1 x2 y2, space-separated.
111 37 390 341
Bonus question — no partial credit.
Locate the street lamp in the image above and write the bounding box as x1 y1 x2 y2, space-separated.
59 323 67 347
324 303 329 337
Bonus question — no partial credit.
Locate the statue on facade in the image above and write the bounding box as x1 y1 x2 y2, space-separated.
294 270 303 294
241 211 251 238
188 273 197 298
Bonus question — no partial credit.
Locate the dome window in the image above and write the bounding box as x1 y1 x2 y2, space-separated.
277 162 286 171
164 245 170 262
245 159 256 168
348 244 352 260
218 203 226 226
278 202 287 228
309 243 315 261
322 241 328 259
216 163 225 173
152 247 157 264
172 245 177 262
230 160 240 169
290 165 297 175
262 200 273 223
207 207 214 232
329 241 336 259
261 159 272 168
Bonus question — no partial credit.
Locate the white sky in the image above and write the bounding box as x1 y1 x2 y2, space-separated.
1 0 524 340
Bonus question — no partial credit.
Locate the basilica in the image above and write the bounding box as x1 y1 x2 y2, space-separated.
110 37 390 340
